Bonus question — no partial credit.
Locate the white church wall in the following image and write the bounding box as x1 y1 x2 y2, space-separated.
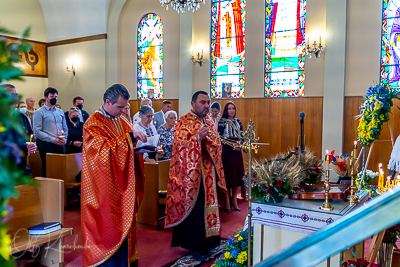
0 0 48 106
47 40 107 114
119 0 180 100
344 0 382 96
39 0 109 42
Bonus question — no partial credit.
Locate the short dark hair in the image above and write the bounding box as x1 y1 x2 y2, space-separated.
44 87 58 97
103 84 130 104
38 98 45 106
73 96 84 104
222 101 236 119
1 84 15 90
192 91 209 102
162 100 171 106
211 102 221 111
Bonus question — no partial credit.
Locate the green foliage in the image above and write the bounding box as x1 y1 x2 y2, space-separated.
0 23 35 266
0 25 32 82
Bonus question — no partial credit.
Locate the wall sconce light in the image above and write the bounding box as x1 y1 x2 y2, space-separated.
66 60 76 76
191 44 205 66
306 37 323 59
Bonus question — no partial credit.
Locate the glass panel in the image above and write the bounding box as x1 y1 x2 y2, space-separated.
211 0 246 99
265 0 306 98
137 13 164 99
380 1 400 88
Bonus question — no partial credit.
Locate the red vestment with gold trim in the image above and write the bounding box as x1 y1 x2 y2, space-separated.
165 111 227 237
81 109 145 267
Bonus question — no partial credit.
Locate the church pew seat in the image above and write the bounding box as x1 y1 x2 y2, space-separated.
46 153 82 206
27 150 43 178
137 160 170 230
7 177 73 267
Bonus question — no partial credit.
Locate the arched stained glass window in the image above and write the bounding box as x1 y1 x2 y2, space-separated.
137 13 164 99
210 0 246 99
265 0 306 97
380 0 400 88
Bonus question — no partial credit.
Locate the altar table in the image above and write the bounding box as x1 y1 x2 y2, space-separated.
245 190 369 267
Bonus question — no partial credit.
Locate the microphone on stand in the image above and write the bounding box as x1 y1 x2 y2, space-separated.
299 112 305 153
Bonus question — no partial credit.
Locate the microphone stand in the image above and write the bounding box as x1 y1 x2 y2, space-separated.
300 114 305 153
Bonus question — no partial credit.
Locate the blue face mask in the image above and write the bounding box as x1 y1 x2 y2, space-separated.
19 108 27 114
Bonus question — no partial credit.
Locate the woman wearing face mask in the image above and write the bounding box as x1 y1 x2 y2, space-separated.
66 107 83 154
157 110 177 160
18 101 27 114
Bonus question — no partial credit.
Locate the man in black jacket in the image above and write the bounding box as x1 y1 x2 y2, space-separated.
65 96 89 123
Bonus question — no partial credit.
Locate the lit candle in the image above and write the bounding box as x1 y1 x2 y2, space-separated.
378 163 383 190
30 134 33 144
307 38 309 47
325 150 330 171
319 36 322 45
154 120 157 126
397 175 400 187
353 141 357 174
386 176 391 188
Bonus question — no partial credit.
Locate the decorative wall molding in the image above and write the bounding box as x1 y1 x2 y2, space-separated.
47 34 107 47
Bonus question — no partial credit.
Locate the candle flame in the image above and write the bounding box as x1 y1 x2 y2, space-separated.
387 176 391 180
30 134 33 138
397 175 400 180
61 130 64 134
354 141 357 145
379 163 382 168
326 150 329 154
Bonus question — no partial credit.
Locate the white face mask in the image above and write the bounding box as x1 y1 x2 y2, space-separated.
19 107 27 114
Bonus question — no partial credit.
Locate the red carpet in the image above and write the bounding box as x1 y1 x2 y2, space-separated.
16 196 248 267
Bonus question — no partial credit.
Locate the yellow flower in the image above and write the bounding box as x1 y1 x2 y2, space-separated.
238 236 243 241
224 252 233 260
0 229 11 260
236 251 247 264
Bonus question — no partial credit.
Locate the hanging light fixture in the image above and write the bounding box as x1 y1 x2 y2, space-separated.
159 0 206 14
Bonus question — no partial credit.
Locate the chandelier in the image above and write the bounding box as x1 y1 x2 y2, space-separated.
159 0 206 14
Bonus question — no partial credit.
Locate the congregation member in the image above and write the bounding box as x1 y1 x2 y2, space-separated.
25 96 35 125
210 101 221 132
38 98 45 108
65 96 89 123
1 84 36 176
66 107 83 154
165 91 227 262
133 105 160 163
218 101 245 212
132 97 152 124
81 84 147 267
122 102 133 124
153 100 172 130
18 101 27 112
157 110 177 160
33 87 68 177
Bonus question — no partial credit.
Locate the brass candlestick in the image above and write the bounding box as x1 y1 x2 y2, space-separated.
347 151 359 204
320 154 334 211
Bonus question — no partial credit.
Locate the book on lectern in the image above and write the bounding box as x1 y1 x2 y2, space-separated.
28 222 61 235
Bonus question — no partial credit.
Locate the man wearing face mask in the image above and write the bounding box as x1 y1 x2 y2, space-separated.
33 87 68 177
65 96 89 123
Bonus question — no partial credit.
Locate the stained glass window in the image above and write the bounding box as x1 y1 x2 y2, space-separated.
265 0 306 97
380 0 400 88
137 13 163 99
211 0 246 99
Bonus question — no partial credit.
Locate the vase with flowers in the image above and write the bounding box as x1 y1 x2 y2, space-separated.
340 258 378 267
329 151 358 184
378 223 400 267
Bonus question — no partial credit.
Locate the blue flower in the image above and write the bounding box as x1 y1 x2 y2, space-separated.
227 238 234 245
230 249 239 258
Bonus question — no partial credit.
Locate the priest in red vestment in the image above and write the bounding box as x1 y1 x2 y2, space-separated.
81 84 147 267
165 91 227 262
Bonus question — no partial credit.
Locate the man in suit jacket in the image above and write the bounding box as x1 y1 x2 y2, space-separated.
65 96 89 123
153 100 171 131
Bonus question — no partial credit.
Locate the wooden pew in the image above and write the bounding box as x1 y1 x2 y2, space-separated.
27 150 43 178
7 178 73 267
137 160 170 230
46 153 82 206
